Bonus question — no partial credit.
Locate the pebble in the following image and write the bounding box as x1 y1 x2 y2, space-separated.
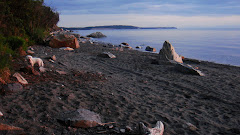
51 55 57 61
113 127 120 133
108 125 114 129
126 126 133 131
186 122 197 131
49 59 55 63
120 129 126 133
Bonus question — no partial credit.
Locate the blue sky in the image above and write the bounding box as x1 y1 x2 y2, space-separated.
44 0 240 28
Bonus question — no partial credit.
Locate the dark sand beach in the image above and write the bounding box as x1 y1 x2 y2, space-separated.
0 42 240 134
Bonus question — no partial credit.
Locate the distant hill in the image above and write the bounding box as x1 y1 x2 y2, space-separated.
61 25 177 30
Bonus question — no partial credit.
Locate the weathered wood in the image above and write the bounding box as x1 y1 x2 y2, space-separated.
139 121 164 135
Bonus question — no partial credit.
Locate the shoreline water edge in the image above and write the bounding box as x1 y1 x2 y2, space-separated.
73 29 240 67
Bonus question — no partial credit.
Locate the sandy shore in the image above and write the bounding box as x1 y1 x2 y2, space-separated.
0 42 240 135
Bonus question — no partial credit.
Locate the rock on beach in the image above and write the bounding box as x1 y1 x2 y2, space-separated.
49 33 80 49
87 32 106 38
159 41 183 63
145 46 156 52
57 109 102 128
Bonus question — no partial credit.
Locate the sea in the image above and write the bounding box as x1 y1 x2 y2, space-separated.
74 29 240 66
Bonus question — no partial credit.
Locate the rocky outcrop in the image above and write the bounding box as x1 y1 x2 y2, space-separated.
57 109 102 128
87 32 106 38
49 34 80 49
145 46 156 52
159 41 183 63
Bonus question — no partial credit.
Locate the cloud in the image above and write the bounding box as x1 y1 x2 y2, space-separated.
58 14 240 28
45 0 240 15
44 0 240 28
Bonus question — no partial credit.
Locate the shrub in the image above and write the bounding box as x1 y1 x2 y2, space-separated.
7 36 27 51
0 38 13 69
32 27 48 44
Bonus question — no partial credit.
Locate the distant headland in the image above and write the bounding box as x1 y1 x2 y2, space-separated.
61 25 177 30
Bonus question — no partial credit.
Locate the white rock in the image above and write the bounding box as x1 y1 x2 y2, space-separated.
60 47 74 51
120 129 125 133
0 111 3 117
186 122 198 131
49 59 55 63
27 50 35 54
159 41 183 63
13 72 28 85
98 52 116 58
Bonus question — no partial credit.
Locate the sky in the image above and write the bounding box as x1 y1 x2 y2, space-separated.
44 0 240 28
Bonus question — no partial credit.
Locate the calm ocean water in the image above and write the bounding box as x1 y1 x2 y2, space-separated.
74 29 240 66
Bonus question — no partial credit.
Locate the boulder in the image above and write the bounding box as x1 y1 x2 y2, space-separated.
2 83 23 94
175 63 205 76
121 42 129 46
136 46 142 49
57 109 102 128
49 34 80 49
145 46 156 52
98 52 116 58
87 32 106 38
159 41 183 63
